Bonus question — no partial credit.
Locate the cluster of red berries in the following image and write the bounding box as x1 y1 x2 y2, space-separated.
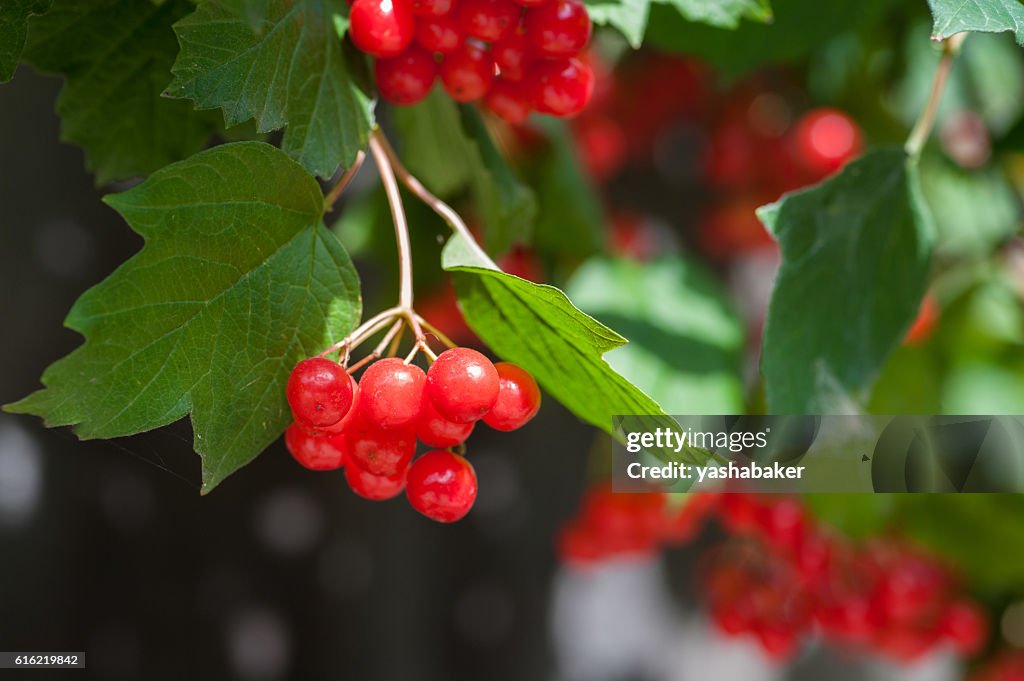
558 489 989 663
347 0 595 122
283 347 540 522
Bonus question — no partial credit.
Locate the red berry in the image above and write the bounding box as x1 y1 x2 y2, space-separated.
408 0 453 17
492 28 534 81
425 347 500 422
456 0 520 42
940 600 988 655
406 450 478 522
904 294 938 346
345 461 409 500
284 422 347 470
523 0 590 57
309 375 361 434
484 79 533 124
343 422 416 476
791 107 862 177
286 357 354 428
375 45 437 105
414 392 475 448
513 0 549 6
349 0 416 58
482 362 540 430
528 57 593 117
358 358 426 429
440 41 495 102
415 15 462 53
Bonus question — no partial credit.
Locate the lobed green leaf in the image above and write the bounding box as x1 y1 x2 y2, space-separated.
928 0 1024 44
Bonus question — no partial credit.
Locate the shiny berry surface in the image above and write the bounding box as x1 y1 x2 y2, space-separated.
528 57 593 117
358 358 426 429
482 362 540 430
425 347 500 422
414 392 474 448
523 0 590 57
408 0 454 17
440 42 495 102
343 422 416 476
345 461 409 500
406 450 478 522
492 28 534 81
456 0 520 42
349 0 416 58
284 422 347 470
485 79 532 124
415 15 462 53
791 108 862 176
286 357 354 428
375 46 438 105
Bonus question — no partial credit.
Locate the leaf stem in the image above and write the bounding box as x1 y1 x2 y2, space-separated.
318 306 400 358
905 32 967 159
323 150 366 213
372 130 499 270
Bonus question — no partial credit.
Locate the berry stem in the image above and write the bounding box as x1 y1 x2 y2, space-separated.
368 131 415 310
372 130 499 270
415 313 457 349
323 150 366 213
318 305 401 359
905 32 967 160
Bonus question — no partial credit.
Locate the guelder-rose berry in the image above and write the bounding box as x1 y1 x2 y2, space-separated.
406 450 478 522
523 0 591 57
358 357 426 429
482 362 540 430
284 423 347 470
941 600 988 655
286 357 354 428
425 347 500 423
409 0 453 17
791 107 862 176
310 375 361 434
415 15 462 53
349 0 416 58
440 41 495 102
528 57 593 117
493 29 534 81
375 46 438 105
485 79 533 125
414 392 474 448
456 0 520 42
343 423 416 476
345 461 409 500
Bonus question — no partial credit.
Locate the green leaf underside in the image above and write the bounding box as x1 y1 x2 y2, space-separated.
565 256 745 414
5 143 362 492
645 0 886 75
585 0 769 46
928 0 1024 44
443 235 707 465
585 0 651 47
394 90 536 253
759 148 934 413
168 0 374 178
0 0 50 82
21 0 217 183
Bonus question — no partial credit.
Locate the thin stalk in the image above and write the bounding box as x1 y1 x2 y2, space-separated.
368 133 414 309
906 33 968 159
323 151 366 213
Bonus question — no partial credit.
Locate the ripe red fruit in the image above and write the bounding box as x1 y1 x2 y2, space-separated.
345 462 409 500
440 42 495 102
349 0 416 58
492 28 534 81
528 57 593 117
415 15 462 53
284 423 347 470
513 0 549 6
343 423 416 476
375 46 437 105
904 294 938 346
406 450 478 522
456 0 520 42
791 107 862 177
523 0 591 57
358 358 426 429
408 0 453 17
482 362 540 430
484 79 533 124
425 347 500 422
940 600 988 655
414 392 475 448
286 357 354 428
310 375 361 434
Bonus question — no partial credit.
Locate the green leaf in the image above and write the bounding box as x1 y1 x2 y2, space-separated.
0 0 50 82
5 142 361 492
168 0 375 178
919 153 1019 257
928 0 1024 44
442 234 678 438
20 0 218 183
657 0 772 29
530 119 604 259
584 0 651 47
758 149 935 413
645 0 887 75
565 256 746 413
393 90 536 253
